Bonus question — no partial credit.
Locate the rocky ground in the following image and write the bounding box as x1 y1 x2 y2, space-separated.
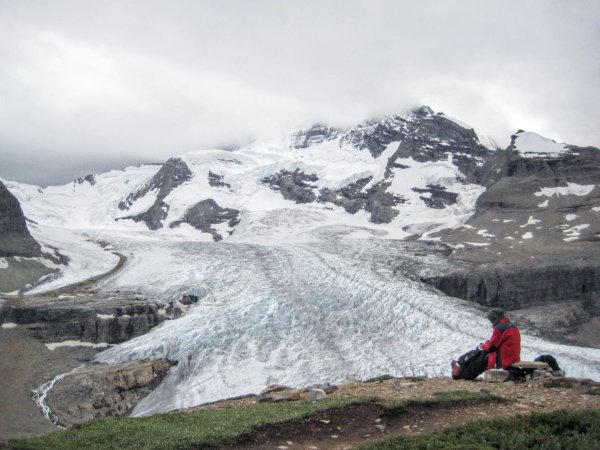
185 376 600 450
0 327 100 440
0 287 179 442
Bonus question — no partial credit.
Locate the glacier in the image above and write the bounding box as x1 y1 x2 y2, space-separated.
92 229 600 416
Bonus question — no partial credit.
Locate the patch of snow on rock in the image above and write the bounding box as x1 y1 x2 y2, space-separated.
565 214 578 222
520 216 541 228
476 229 495 238
514 132 570 158
563 224 590 242
522 232 533 240
534 183 595 198
46 340 110 350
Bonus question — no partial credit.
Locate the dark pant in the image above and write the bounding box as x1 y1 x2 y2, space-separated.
457 348 489 380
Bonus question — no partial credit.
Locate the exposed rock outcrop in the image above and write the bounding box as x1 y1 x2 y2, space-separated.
170 199 241 241
208 171 231 189
46 359 174 426
319 179 405 224
262 169 319 204
0 292 167 344
0 181 41 258
387 110 490 183
411 184 458 209
118 158 193 230
291 124 342 149
75 174 96 186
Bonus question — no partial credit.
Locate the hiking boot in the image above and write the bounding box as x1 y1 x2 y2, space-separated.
451 360 461 380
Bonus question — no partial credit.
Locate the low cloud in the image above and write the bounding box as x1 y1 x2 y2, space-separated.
0 0 598 184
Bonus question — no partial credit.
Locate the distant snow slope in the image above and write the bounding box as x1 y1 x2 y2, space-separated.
5 108 490 290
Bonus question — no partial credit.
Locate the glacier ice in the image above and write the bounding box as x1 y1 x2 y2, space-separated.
93 231 600 416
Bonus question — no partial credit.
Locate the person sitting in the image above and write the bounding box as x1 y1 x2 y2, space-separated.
452 308 521 380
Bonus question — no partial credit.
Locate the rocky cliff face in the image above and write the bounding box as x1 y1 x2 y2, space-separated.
423 131 600 345
0 292 167 344
0 181 41 258
46 359 174 426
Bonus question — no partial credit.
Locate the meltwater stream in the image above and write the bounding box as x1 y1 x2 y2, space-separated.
94 235 600 416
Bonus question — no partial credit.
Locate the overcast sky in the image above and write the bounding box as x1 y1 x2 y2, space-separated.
0 0 599 185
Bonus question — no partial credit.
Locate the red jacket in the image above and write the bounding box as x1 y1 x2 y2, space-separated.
482 318 521 369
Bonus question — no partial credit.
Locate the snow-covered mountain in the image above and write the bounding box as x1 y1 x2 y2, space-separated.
2 106 600 415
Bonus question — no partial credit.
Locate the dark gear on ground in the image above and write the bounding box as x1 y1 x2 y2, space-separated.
452 348 488 380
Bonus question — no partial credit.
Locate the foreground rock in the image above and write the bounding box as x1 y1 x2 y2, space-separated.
0 292 167 344
46 359 174 426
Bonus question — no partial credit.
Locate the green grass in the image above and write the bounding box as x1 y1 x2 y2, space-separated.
8 397 373 450
384 390 509 412
361 409 600 450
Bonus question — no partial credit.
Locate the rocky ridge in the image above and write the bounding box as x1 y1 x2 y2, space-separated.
0 292 169 344
118 158 193 230
0 181 41 258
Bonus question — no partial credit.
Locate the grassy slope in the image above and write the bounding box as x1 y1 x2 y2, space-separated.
362 409 600 450
8 391 600 450
8 397 372 450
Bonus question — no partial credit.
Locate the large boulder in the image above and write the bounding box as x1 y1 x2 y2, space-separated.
46 359 174 426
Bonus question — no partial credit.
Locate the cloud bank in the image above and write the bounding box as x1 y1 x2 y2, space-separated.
0 0 598 184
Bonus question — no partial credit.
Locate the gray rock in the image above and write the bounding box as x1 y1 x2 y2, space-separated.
0 181 41 257
411 184 458 209
483 369 509 382
308 388 327 400
118 158 193 230
262 169 319 204
46 359 174 426
318 178 404 224
208 171 231 189
258 394 291 403
292 124 342 149
75 174 96 186
180 294 199 305
260 384 290 395
0 292 166 344
169 199 240 241
511 361 549 370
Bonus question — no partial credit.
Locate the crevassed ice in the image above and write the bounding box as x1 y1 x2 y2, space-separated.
94 233 600 416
